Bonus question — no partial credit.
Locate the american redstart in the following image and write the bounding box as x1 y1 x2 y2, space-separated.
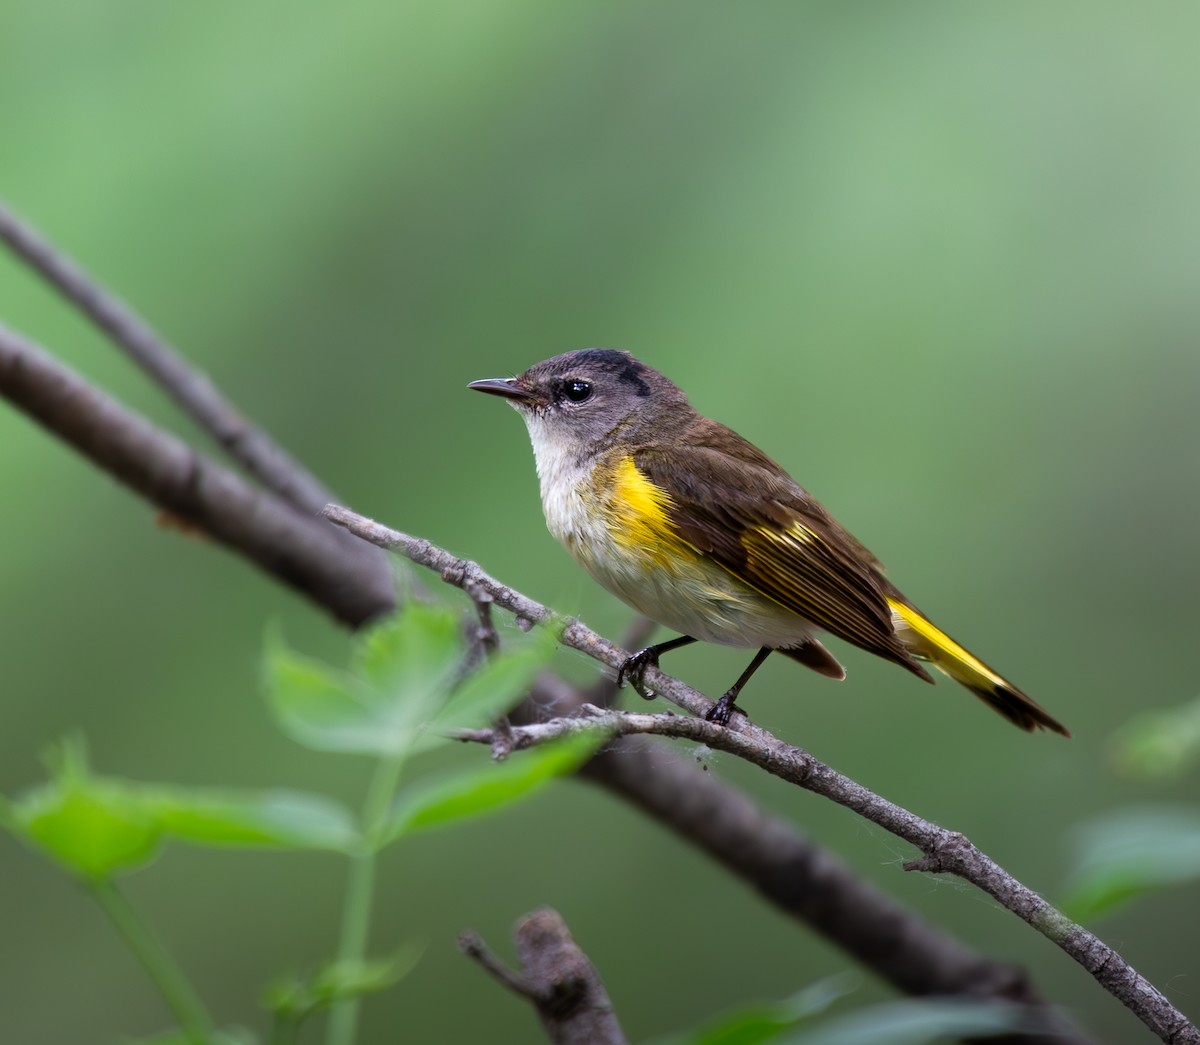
470 349 1068 736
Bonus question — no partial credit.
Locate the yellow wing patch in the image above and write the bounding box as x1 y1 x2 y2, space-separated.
606 456 695 567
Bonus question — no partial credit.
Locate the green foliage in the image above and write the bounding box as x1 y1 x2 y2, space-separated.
1112 695 1200 780
385 729 608 842
2 738 360 881
1060 692 1200 922
1064 806 1200 922
779 998 1032 1045
653 974 853 1045
263 605 460 756
264 605 554 759
2 599 568 1044
265 947 422 1043
653 981 1032 1045
3 738 164 880
431 638 554 739
147 790 358 853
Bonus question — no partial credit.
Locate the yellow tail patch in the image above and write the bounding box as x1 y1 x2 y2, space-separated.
887 598 1006 690
888 597 1069 735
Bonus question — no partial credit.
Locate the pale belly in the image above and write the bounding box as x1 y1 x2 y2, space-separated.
541 468 814 650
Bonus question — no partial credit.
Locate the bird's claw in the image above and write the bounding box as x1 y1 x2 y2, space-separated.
704 693 746 727
617 646 660 700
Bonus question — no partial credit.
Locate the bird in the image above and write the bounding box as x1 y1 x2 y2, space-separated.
469 348 1068 736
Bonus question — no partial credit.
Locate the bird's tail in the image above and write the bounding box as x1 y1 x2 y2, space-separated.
888 598 1069 736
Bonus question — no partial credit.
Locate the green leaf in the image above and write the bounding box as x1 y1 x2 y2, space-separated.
265 607 463 757
1063 805 1200 921
265 946 422 1019
383 728 608 843
653 975 854 1045
351 603 462 704
149 789 358 852
263 633 382 754
4 739 359 877
433 639 553 735
5 740 162 879
310 950 421 1001
779 998 1031 1045
1113 695 1200 779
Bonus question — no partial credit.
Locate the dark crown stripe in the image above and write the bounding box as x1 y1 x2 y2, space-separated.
571 348 652 397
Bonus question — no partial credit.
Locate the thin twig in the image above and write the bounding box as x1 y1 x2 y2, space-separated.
459 931 540 999
0 323 395 625
324 503 1199 1045
460 909 627 1045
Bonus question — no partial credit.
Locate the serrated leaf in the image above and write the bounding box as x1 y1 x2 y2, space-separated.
433 641 551 734
352 603 462 703
263 635 429 757
383 728 608 843
1063 805 1200 921
265 606 467 757
780 998 1030 1045
5 746 162 880
149 789 358 852
14 783 161 879
263 635 383 753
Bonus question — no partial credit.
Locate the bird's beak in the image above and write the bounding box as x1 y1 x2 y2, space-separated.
467 377 541 405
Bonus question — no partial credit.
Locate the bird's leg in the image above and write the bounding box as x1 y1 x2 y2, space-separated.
706 647 773 726
617 635 697 699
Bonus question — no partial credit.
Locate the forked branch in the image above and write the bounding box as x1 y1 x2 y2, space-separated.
0 323 394 625
0 208 1152 1041
324 503 1198 1045
460 908 627 1045
0 199 386 583
0 314 1073 1032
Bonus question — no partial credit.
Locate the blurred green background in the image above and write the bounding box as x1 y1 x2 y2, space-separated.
3 2 1199 1042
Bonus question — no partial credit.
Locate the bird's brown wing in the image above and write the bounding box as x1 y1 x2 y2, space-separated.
633 426 930 679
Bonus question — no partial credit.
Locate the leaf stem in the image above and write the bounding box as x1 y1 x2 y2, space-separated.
89 878 213 1044
326 752 407 1045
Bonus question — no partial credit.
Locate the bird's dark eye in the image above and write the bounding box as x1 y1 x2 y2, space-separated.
563 380 592 403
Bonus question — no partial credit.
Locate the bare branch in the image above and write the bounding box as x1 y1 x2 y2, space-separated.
0 309 1062 1016
523 677 1086 1045
327 503 1198 1045
0 199 389 591
0 248 1131 1041
0 323 395 626
460 909 627 1045
0 197 1120 1043
0 201 333 514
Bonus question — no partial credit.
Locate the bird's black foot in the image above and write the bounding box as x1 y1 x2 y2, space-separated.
617 646 661 700
704 692 747 726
